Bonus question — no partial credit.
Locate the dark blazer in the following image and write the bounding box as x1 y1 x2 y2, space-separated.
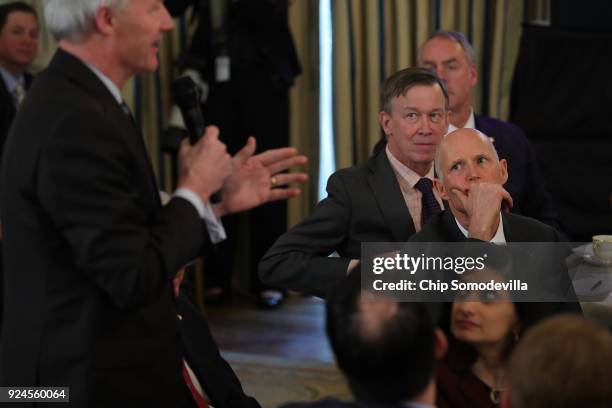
474 115 561 231
409 210 565 243
0 49 208 407
0 71 33 165
0 72 33 340
178 292 260 408
259 152 417 298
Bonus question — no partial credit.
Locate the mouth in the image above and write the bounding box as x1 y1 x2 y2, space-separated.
454 319 480 330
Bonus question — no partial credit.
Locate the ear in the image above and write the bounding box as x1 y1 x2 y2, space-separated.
434 328 448 360
498 158 508 185
93 6 116 36
379 111 392 136
468 64 478 87
433 177 448 201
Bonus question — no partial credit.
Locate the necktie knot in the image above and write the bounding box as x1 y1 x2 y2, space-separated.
414 177 434 193
13 83 25 109
414 177 442 226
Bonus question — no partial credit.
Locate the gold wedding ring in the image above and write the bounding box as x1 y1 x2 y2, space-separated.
271 176 278 186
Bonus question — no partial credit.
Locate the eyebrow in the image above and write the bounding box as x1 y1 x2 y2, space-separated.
400 106 445 113
422 57 459 66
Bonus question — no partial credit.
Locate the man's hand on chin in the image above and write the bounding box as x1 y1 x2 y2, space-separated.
452 183 513 241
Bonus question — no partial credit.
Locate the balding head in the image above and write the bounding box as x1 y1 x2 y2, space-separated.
435 128 500 181
433 128 508 225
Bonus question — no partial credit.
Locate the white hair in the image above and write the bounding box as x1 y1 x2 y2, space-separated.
434 129 499 181
44 0 128 43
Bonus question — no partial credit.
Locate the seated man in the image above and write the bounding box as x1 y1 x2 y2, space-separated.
503 315 612 408
410 128 580 325
412 128 563 243
282 271 447 408
260 68 449 297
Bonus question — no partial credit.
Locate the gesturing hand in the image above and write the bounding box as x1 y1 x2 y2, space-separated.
177 126 232 202
214 137 308 217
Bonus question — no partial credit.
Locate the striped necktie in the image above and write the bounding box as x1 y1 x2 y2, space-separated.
13 83 25 109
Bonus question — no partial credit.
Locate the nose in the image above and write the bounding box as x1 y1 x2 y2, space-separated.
161 5 176 31
466 162 481 182
456 300 476 316
418 114 432 134
436 66 448 84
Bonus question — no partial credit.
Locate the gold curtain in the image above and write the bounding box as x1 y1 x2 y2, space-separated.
332 0 527 167
287 1 317 227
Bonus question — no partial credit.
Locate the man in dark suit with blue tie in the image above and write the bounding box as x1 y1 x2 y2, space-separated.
418 31 562 231
281 271 447 408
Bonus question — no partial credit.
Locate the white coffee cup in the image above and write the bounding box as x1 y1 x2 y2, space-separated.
592 235 612 263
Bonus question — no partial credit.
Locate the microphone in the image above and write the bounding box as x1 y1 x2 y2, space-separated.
172 76 205 144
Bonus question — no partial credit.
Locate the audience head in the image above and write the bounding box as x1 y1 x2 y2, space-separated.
434 128 507 219
44 0 127 43
326 272 447 404
44 0 174 86
419 30 477 121
379 67 449 176
451 250 524 359
505 315 612 408
0 1 38 75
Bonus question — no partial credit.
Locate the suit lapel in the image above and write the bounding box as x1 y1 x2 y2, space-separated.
49 49 160 206
366 153 416 241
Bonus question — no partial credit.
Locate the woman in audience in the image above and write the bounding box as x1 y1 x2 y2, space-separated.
436 265 531 408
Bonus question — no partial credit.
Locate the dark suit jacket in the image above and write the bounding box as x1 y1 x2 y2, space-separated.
410 210 564 243
259 152 417 298
474 115 561 231
0 49 208 407
0 72 33 340
0 71 33 165
178 292 260 408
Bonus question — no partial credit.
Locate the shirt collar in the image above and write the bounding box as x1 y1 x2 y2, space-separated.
0 66 25 94
447 107 475 134
81 60 123 104
455 213 506 243
385 145 435 187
